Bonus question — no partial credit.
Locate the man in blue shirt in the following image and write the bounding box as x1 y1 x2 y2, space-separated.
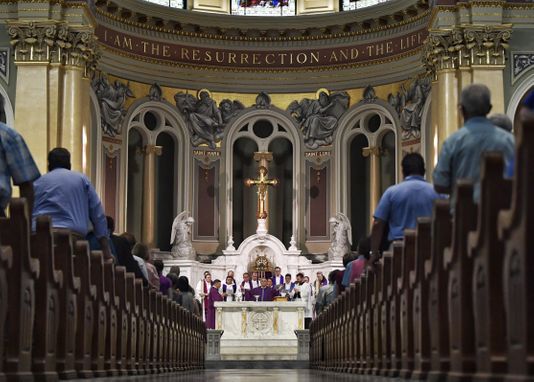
0 123 40 217
370 153 439 264
433 84 514 203
33 148 113 261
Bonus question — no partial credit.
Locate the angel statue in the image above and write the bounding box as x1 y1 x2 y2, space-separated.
327 212 352 261
287 89 349 149
170 211 196 260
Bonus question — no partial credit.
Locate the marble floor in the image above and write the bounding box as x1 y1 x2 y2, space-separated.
76 370 404 381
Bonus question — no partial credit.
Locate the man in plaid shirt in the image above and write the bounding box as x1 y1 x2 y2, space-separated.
0 122 40 217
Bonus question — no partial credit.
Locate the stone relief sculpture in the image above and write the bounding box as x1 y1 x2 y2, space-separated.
327 213 352 261
170 211 196 260
362 85 377 103
388 78 431 140
254 91 271 109
287 89 349 149
148 82 163 101
92 74 134 137
174 89 243 149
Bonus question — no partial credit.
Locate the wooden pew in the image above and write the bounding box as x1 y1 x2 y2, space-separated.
135 279 146 374
0 241 13 382
53 230 81 379
398 230 416 378
468 153 511 380
161 297 169 372
388 243 403 377
114 266 130 375
73 241 97 378
31 216 62 382
0 199 39 381
363 271 375 374
146 288 156 374
149 289 160 373
90 252 108 376
103 262 119 376
124 273 137 375
371 262 383 375
380 253 393 376
498 114 534 381
411 218 432 380
444 181 478 380
346 282 358 373
425 199 452 381
357 274 368 373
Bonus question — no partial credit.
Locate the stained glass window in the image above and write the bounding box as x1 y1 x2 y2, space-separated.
231 0 296 16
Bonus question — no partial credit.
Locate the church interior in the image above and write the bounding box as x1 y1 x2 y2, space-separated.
0 0 533 379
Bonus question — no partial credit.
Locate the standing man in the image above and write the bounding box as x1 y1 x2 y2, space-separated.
0 122 40 217
251 271 260 288
283 274 296 299
32 148 112 260
246 278 279 301
240 272 253 291
196 271 212 321
369 153 439 265
433 84 514 204
206 279 223 329
221 275 237 301
271 267 284 288
294 272 313 328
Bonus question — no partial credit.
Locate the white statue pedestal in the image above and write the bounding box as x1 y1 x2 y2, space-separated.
214 301 306 360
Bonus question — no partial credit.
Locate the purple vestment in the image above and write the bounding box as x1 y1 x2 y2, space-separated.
206 286 223 329
246 286 279 301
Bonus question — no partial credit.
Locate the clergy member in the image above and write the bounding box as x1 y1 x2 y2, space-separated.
195 271 212 321
206 279 223 329
222 275 237 301
271 267 284 289
251 272 260 288
283 274 296 299
246 278 279 301
240 272 253 291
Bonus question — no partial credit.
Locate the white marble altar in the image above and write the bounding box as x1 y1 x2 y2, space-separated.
214 301 306 360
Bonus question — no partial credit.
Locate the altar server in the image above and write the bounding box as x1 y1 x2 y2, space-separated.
195 271 212 321
283 274 296 299
294 273 313 328
271 266 284 288
240 272 253 291
222 275 237 301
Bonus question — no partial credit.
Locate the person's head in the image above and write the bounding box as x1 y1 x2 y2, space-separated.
204 272 212 283
153 260 164 275
169 266 180 276
304 276 310 283
260 278 267 288
243 272 250 281
316 272 324 282
489 113 513 133
106 216 115 234
296 272 304 283
48 147 71 172
228 270 234 278
226 276 233 285
120 232 137 248
460 84 492 120
213 279 221 288
167 273 179 289
267 279 273 288
177 276 191 293
252 272 258 280
132 242 150 261
203 271 211 280
401 153 425 178
343 253 357 267
285 274 292 283
274 266 281 276
328 270 338 284
357 236 371 259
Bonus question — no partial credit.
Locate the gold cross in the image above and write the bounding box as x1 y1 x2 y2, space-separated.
245 152 278 219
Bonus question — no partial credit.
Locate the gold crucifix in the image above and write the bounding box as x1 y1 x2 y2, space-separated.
245 152 278 220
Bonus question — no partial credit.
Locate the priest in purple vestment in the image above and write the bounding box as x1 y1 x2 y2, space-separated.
206 279 223 329
246 278 280 301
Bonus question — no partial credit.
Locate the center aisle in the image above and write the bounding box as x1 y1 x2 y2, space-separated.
75 369 405 381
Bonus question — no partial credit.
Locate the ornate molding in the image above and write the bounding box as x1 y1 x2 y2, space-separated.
512 52 534 83
8 21 100 76
422 25 511 75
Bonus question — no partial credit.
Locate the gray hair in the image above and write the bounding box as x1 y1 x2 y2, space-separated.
489 113 513 132
460 84 492 117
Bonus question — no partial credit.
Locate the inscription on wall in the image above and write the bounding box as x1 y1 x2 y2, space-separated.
96 26 427 70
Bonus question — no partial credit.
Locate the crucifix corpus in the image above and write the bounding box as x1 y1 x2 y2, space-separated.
245 152 278 235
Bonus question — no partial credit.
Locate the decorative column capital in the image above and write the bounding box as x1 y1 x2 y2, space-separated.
422 28 465 77
463 25 511 66
8 21 58 62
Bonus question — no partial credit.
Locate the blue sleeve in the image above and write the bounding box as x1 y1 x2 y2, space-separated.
85 177 107 239
342 261 353 287
433 139 452 188
5 129 40 185
373 188 391 222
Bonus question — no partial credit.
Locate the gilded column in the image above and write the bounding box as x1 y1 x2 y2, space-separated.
142 145 162 247
465 26 511 114
8 22 58 172
428 79 440 168
362 146 381 229
60 29 98 173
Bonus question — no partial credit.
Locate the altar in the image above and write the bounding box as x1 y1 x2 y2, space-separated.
214 301 306 360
